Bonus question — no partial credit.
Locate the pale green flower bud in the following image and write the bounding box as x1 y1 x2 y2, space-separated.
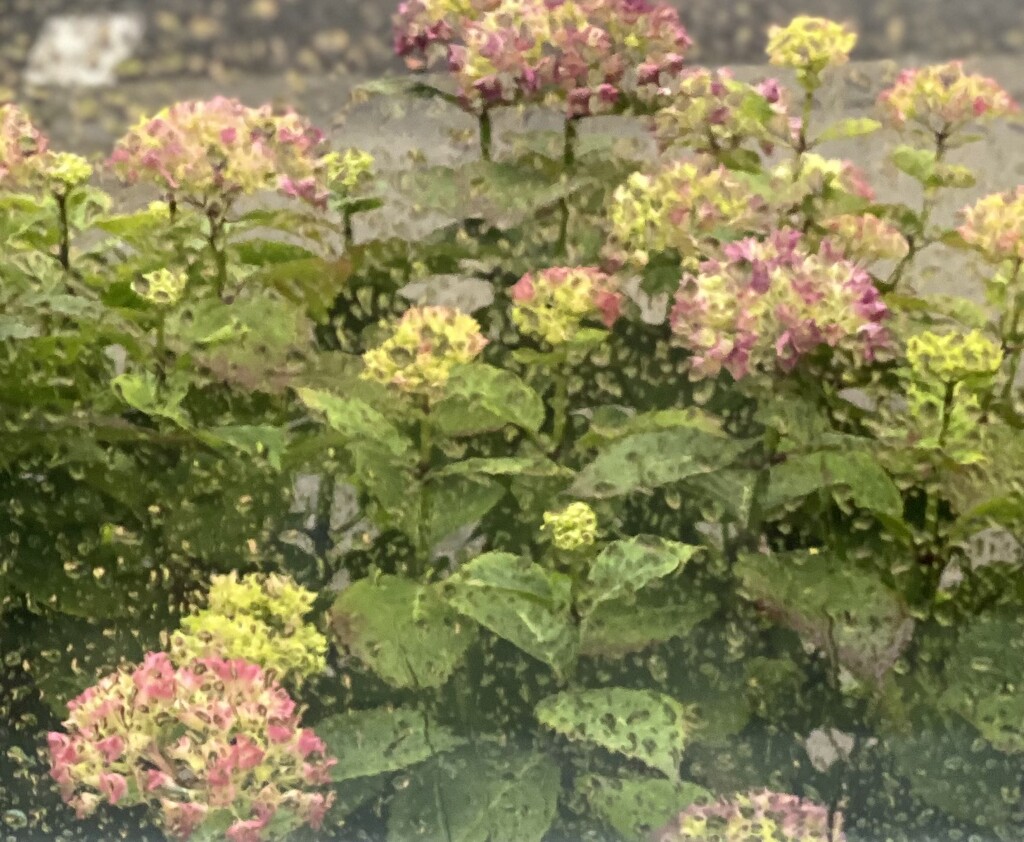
542 502 598 551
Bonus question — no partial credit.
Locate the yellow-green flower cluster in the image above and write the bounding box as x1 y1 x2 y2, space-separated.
361 305 488 394
958 187 1024 263
40 151 93 192
906 329 1003 386
323 148 375 192
542 502 598 551
902 330 1002 460
608 160 768 267
878 61 1018 136
170 572 327 686
822 213 910 263
766 16 857 90
510 266 623 344
133 268 189 306
654 70 791 155
770 153 875 204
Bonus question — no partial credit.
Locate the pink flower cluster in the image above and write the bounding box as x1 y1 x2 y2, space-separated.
108 97 328 207
669 228 889 380
394 0 691 116
658 789 841 842
878 61 1018 136
0 103 49 187
510 266 623 343
654 69 792 155
47 652 336 841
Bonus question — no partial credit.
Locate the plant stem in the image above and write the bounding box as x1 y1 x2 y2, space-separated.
563 117 578 169
550 368 569 452
206 209 228 296
414 399 434 575
478 109 493 161
795 88 815 159
55 191 71 273
744 427 781 551
342 209 354 249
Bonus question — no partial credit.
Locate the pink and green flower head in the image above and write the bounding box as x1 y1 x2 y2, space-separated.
510 266 623 344
361 305 488 395
958 187 1024 263
0 103 49 188
822 213 910 263
654 69 792 155
609 159 771 267
46 652 335 841
766 16 857 91
108 97 327 208
669 228 889 380
878 61 1018 138
658 789 842 841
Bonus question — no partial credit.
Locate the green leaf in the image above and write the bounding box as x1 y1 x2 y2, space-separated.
717 148 762 173
112 371 190 428
580 591 716 658
296 387 412 457
443 552 577 674
434 456 570 478
892 145 976 188
816 117 882 143
581 536 700 613
571 429 751 499
234 239 319 265
422 474 505 548
197 425 287 469
316 706 463 781
766 449 903 517
577 773 709 842
430 364 545 436
352 77 465 107
387 745 559 842
535 688 692 781
735 552 913 682
331 576 476 689
576 406 724 451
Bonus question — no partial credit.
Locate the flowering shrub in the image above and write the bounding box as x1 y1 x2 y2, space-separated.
5 6 1024 842
46 653 335 840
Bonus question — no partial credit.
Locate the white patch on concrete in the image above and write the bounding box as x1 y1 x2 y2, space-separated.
25 13 145 88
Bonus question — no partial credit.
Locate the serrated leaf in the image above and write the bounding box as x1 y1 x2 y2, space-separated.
536 688 692 781
817 117 882 143
572 429 751 499
296 387 412 457
387 745 559 842
197 425 287 469
422 474 505 548
735 552 913 681
331 576 475 689
443 552 577 673
581 536 700 613
434 456 570 478
766 449 903 517
576 406 724 451
316 707 463 780
580 592 715 657
578 773 709 842
112 371 190 428
430 364 545 436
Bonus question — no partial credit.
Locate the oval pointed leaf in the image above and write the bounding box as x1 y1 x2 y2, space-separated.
572 429 751 498
297 388 412 456
582 536 701 612
316 707 463 781
331 576 475 689
387 746 559 842
430 364 545 436
535 688 692 781
577 774 709 842
443 552 578 673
